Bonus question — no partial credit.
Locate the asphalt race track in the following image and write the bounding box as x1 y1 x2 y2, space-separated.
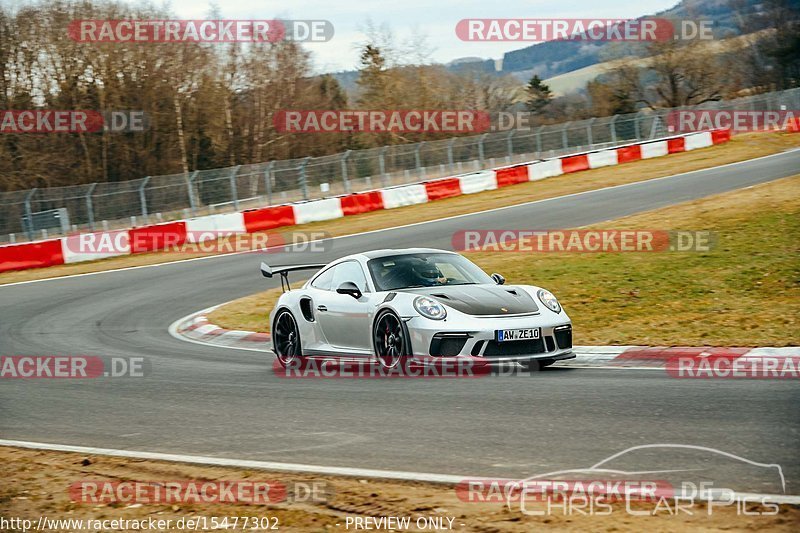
1 150 799 495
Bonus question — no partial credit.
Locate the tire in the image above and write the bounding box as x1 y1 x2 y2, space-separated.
273 309 302 368
372 310 409 370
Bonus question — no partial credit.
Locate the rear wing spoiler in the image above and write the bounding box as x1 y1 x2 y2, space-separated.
261 262 327 292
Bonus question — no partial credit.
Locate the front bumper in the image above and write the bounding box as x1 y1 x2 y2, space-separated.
406 314 574 364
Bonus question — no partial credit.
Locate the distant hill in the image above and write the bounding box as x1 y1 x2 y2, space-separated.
330 0 776 94
494 0 761 82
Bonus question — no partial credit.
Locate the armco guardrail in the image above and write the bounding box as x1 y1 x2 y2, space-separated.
2 86 798 244
0 129 731 274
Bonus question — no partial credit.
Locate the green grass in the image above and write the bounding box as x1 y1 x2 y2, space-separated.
210 175 800 346
470 176 800 345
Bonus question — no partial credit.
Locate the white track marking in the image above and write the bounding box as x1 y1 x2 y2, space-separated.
2 148 798 289
1 439 798 504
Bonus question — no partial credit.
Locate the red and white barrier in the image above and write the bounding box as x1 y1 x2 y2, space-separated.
243 206 295 233
587 149 619 169
380 184 428 209
185 213 247 243
129 221 188 253
0 129 732 274
341 191 384 216
0 239 64 272
527 159 564 181
424 177 462 201
560 154 590 174
458 170 497 194
684 131 713 151
616 145 642 164
494 166 528 188
293 198 344 224
640 140 669 159
61 230 130 263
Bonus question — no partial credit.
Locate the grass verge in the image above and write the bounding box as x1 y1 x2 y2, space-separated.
208 175 800 346
1 132 799 286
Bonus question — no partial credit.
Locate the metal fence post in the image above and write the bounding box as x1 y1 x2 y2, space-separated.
447 138 455 172
23 188 37 240
138 176 150 225
478 133 488 165
634 112 642 140
414 142 425 174
186 171 198 216
379 146 389 186
341 150 351 193
649 115 660 139
610 115 618 144
562 122 571 150
85 183 97 231
506 130 516 162
264 162 274 205
299 157 311 200
229 165 241 211
586 118 595 147
535 126 544 156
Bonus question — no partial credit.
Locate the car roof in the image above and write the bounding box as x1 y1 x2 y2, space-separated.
357 248 456 260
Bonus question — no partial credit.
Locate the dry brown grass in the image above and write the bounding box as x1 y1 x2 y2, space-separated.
2 446 797 532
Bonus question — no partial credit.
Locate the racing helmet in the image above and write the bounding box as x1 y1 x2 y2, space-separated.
409 259 443 283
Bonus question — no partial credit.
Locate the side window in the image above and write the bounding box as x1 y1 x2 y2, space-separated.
310 266 336 291
332 261 368 293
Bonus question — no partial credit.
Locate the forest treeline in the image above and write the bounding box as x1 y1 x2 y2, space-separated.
0 0 797 192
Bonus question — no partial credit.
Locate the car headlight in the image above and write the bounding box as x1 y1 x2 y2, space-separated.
414 296 447 320
537 289 561 313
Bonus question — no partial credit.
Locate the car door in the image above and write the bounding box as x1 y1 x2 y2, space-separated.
302 265 337 352
314 260 374 353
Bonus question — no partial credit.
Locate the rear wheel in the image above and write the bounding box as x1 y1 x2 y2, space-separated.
273 310 302 367
373 310 408 370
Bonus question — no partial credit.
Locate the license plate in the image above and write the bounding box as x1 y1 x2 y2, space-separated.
496 328 540 342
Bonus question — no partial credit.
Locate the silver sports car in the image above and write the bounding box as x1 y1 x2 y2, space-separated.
262 248 574 370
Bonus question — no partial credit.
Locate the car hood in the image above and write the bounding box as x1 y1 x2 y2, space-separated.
405 284 539 316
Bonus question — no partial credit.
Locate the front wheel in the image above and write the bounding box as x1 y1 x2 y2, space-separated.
273 310 302 367
372 310 409 370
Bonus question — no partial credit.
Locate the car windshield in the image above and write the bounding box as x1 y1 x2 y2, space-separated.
367 253 495 291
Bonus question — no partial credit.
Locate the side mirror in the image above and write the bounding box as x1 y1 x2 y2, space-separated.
336 281 362 299
491 273 505 285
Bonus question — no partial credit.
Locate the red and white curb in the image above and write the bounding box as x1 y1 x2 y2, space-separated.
557 346 799 370
168 305 271 352
169 308 798 371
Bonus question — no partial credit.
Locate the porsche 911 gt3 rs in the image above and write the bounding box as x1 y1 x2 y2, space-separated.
262 248 574 370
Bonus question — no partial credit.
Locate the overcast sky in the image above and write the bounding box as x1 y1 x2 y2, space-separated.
125 0 681 72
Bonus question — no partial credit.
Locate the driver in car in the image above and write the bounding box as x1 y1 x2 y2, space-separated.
410 260 448 286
